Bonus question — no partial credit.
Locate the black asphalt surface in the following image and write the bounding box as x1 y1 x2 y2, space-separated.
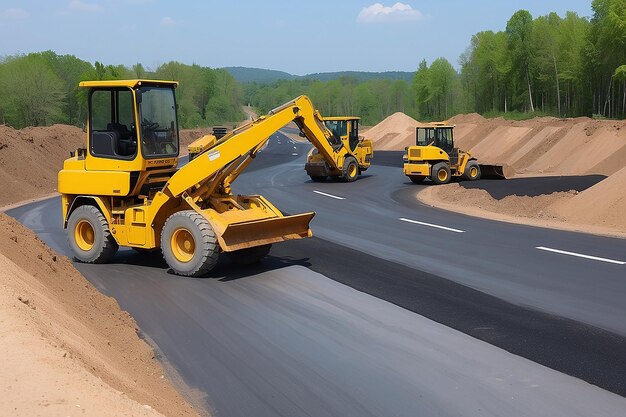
7 130 626 415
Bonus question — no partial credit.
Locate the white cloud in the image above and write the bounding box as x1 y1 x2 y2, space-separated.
160 17 176 26
357 2 424 23
67 0 104 13
1 8 30 19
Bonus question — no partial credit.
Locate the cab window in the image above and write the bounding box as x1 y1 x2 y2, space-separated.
139 86 179 158
436 128 454 152
324 120 347 145
89 89 137 159
416 128 436 146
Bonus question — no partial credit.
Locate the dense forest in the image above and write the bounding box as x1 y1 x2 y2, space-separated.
0 0 624 129
245 0 625 123
0 52 244 129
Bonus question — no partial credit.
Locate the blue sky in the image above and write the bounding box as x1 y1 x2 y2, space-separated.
0 0 593 74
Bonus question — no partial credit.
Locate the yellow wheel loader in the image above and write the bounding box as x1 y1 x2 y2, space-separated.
58 80 369 276
403 122 505 185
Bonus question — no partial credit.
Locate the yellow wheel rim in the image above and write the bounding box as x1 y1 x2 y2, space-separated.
438 169 448 182
75 220 95 251
470 166 478 178
348 163 358 178
171 228 195 263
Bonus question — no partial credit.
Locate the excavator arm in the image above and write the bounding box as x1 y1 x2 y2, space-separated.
167 95 349 197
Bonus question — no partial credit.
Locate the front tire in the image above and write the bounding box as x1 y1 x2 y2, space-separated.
161 211 219 277
409 175 426 184
463 161 481 181
430 162 451 185
228 244 272 265
342 157 359 182
67 205 118 263
310 175 327 182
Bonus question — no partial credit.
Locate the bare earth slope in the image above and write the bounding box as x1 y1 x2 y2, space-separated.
0 124 84 205
0 213 199 416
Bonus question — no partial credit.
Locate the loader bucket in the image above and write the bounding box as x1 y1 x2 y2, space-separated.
479 164 508 180
219 212 315 252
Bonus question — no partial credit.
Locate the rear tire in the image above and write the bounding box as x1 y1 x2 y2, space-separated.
342 157 359 182
67 205 118 263
161 211 219 277
310 175 327 182
430 162 451 185
463 161 481 181
228 244 272 265
409 175 426 184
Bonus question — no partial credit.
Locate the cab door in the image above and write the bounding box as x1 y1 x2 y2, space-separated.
86 87 143 172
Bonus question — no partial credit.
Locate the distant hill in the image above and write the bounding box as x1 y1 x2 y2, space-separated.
302 71 414 83
223 67 296 84
223 67 415 84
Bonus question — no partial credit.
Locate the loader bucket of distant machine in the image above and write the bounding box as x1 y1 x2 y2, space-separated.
479 164 508 180
219 212 315 252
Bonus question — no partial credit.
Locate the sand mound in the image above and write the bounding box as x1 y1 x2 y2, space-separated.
366 112 420 150
554 166 626 231
420 183 570 223
370 113 626 178
0 213 198 417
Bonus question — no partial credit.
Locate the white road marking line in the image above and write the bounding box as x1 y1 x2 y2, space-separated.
292 153 298 156
536 246 626 265
399 218 465 233
314 190 346 200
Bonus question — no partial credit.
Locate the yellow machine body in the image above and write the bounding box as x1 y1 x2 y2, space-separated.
304 116 373 181
58 81 371 275
403 122 502 184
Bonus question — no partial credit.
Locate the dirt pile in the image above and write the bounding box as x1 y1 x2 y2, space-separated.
369 112 626 235
0 124 85 205
368 113 626 178
0 213 199 416
554 166 626 231
364 112 420 150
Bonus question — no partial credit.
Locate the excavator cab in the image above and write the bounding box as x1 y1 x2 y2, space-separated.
83 80 179 172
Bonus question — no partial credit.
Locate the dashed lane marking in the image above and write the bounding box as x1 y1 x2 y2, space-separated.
399 218 465 233
313 191 346 200
536 246 626 265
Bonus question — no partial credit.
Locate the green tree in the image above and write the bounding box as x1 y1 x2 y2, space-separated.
506 10 536 112
0 55 66 128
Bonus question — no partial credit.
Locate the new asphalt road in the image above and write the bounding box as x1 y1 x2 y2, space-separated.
8 131 626 416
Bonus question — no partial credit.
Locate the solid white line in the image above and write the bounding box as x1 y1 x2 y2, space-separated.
399 218 465 233
313 190 345 200
536 246 626 265
291 153 298 156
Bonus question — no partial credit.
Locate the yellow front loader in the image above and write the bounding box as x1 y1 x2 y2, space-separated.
403 122 506 184
58 80 351 276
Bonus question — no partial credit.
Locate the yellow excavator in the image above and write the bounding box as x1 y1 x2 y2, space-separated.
403 122 506 184
58 80 368 276
305 116 372 182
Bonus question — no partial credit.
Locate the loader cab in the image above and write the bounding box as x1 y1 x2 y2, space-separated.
323 117 360 152
81 80 180 172
416 125 454 154
415 124 458 165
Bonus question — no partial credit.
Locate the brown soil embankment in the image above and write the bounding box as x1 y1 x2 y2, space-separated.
0 213 200 416
0 122 207 414
366 113 626 236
